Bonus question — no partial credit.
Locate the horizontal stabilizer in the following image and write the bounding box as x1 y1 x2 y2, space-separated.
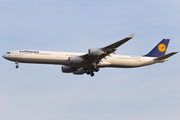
154 52 178 61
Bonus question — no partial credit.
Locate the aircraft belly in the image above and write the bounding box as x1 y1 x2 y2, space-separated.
6 56 65 65
111 57 156 68
111 58 142 68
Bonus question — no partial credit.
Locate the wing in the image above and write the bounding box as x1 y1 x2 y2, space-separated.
81 33 135 64
102 33 135 50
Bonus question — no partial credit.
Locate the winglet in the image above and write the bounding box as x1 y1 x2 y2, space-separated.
128 33 135 38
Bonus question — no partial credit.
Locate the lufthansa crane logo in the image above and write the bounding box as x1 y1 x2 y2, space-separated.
158 43 166 52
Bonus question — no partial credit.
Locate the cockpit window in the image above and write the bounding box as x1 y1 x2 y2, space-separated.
6 52 11 54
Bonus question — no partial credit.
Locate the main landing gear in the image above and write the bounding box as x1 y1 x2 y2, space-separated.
86 62 100 77
87 71 94 77
87 68 99 77
15 62 19 68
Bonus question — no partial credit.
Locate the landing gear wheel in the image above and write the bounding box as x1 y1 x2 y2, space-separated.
90 72 94 77
87 71 90 75
16 65 19 69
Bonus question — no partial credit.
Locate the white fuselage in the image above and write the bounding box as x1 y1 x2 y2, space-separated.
3 50 159 68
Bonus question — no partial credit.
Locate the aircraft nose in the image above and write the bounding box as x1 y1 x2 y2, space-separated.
2 54 6 59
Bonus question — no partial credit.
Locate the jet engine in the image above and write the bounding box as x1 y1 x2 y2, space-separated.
88 48 106 56
61 66 77 73
73 68 87 75
68 56 83 63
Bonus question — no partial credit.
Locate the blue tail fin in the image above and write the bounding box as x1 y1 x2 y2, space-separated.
144 39 170 57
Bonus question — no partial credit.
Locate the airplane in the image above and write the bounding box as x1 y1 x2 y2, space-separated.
2 33 178 77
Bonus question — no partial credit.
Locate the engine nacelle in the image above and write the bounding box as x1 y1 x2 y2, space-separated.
88 48 106 56
61 66 76 73
73 68 87 75
68 56 83 63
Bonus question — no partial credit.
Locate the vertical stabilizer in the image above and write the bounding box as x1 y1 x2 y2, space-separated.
144 39 170 57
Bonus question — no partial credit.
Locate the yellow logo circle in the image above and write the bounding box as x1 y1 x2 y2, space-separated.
158 43 166 52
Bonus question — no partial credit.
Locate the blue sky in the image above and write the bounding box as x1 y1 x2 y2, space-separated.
0 0 180 120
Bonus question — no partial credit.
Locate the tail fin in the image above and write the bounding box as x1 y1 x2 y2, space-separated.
144 39 170 57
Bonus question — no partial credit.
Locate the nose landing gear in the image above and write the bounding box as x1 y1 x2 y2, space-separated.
15 62 19 68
